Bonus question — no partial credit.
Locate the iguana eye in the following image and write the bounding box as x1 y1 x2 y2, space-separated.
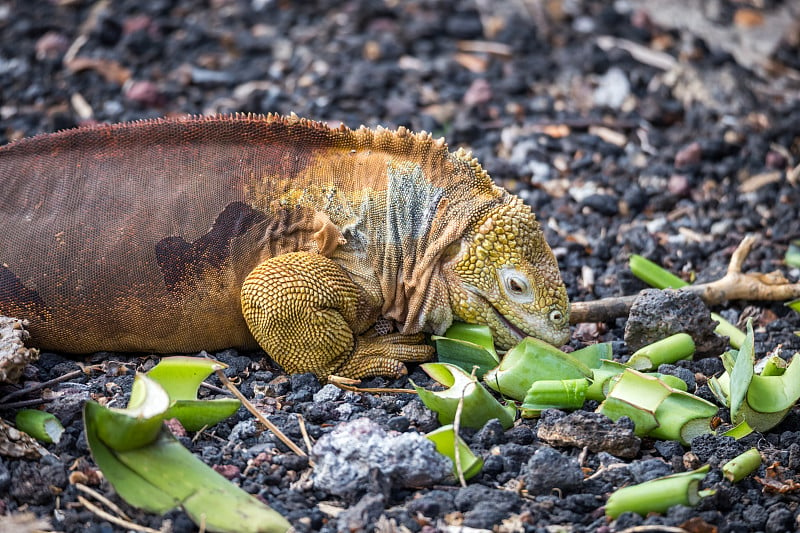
507 277 526 294
500 268 533 303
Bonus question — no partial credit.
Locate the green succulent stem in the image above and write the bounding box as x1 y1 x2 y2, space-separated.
627 333 695 371
722 448 762 482
605 465 710 518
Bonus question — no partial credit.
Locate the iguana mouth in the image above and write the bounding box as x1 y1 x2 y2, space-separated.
463 287 529 345
488 302 528 344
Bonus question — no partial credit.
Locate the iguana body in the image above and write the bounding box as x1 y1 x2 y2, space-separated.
0 114 569 378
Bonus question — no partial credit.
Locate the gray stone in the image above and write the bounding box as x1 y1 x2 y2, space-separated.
313 383 344 403
524 447 584 496
624 288 728 357
311 418 451 499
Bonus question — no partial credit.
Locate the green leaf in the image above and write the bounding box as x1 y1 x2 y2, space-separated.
597 369 715 444
109 427 290 532
426 424 483 480
569 342 613 368
746 354 800 413
84 383 291 533
483 337 592 401
433 323 499 378
145 356 241 431
586 360 627 401
15 409 64 444
732 402 791 433
760 355 787 377
721 420 753 440
786 240 800 268
652 389 718 444
728 320 755 421
161 400 242 432
84 401 178 514
95 374 171 451
597 370 665 437
437 322 498 358
413 363 516 430
649 373 689 392
709 318 800 432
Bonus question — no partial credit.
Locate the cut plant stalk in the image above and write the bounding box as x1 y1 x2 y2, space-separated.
629 254 746 348
483 337 592 401
605 465 710 519
413 363 516 430
432 322 499 378
426 424 483 481
15 409 64 444
709 320 800 432
722 448 761 482
520 378 588 418
597 369 716 445
628 254 689 289
626 333 695 371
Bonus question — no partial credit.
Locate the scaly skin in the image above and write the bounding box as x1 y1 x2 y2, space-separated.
240 252 433 377
0 114 569 379
442 197 570 350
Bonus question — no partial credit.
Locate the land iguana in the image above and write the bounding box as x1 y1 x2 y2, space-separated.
0 114 569 379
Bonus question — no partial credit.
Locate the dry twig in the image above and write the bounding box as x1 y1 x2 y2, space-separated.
76 495 161 533
214 368 308 459
327 374 416 395
571 235 800 323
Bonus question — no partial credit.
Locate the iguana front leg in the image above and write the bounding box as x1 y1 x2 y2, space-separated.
241 252 433 379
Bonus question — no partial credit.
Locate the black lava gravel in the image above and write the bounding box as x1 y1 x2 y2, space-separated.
1 0 800 531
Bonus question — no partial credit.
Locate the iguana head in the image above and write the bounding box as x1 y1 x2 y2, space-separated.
441 196 570 350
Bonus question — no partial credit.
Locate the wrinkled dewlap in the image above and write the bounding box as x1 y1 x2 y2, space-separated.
0 114 506 353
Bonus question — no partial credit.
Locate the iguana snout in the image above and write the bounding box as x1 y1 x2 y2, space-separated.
442 198 570 350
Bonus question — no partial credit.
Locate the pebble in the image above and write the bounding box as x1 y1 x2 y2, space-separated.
675 141 703 168
593 67 631 109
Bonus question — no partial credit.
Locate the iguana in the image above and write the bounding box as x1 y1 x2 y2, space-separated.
0 113 569 379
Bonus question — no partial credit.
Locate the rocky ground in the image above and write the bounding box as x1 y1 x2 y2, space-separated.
2 0 800 531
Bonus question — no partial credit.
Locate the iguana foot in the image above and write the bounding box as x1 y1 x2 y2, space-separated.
334 333 434 379
241 251 362 378
241 252 434 380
